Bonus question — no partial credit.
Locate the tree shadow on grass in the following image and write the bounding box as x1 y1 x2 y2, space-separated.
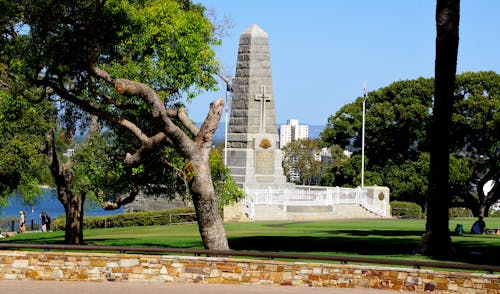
228 234 500 266
326 230 424 237
229 235 419 256
0 234 65 244
0 235 204 249
449 239 500 266
81 237 203 249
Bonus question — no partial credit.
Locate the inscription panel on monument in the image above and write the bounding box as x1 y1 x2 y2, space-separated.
255 150 274 174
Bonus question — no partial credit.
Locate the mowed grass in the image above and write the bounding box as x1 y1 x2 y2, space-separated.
3 218 500 265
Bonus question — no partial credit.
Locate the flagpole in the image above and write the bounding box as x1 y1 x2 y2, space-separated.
222 76 233 166
361 82 367 188
216 73 233 166
224 89 229 165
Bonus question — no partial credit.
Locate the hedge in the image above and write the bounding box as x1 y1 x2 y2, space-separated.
449 207 473 218
390 201 422 218
51 207 196 231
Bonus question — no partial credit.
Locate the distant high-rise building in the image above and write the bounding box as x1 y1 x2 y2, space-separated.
279 119 309 148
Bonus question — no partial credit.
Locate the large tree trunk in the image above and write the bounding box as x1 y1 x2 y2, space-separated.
59 188 85 244
419 0 460 256
48 130 85 245
189 148 229 250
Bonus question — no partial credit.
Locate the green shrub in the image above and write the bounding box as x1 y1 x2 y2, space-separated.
391 201 422 218
0 217 17 232
489 210 500 218
51 207 196 231
449 207 472 218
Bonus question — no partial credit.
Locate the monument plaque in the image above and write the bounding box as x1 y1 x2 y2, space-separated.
255 150 274 174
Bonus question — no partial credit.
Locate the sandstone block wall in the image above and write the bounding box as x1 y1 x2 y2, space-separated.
1 250 499 293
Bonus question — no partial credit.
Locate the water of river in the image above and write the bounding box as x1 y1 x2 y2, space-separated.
0 189 124 220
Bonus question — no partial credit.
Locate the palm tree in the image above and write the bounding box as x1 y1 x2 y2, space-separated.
419 0 460 256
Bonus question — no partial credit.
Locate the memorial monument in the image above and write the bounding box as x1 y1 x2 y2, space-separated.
225 24 288 188
222 25 391 223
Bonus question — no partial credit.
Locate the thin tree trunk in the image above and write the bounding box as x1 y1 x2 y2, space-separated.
419 0 460 256
480 205 488 218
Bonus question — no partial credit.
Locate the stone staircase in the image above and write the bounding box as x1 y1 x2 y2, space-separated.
253 205 288 221
224 203 384 222
328 204 382 219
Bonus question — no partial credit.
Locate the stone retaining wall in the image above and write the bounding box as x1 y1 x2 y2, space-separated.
1 250 499 293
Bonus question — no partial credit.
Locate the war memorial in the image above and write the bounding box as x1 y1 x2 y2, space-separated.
221 24 390 221
224 24 288 188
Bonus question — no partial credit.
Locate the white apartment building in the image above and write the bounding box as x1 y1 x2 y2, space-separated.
279 119 309 149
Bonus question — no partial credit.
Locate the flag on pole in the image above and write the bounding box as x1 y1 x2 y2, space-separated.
226 77 234 93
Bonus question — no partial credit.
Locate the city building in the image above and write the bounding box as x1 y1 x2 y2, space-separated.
279 119 309 149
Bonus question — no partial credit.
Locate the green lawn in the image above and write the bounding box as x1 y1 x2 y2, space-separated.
3 218 500 266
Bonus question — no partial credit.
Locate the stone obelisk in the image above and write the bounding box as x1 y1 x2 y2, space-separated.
225 24 287 188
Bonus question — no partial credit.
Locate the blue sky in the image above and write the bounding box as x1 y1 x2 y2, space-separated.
188 1 500 125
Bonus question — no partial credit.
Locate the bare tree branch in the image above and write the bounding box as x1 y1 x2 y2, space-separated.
166 107 199 137
216 72 232 85
90 66 197 156
124 132 170 165
102 186 140 210
92 66 199 142
196 98 224 144
205 8 235 39
0 79 8 89
100 93 139 110
42 79 153 145
81 114 101 145
90 65 114 84
114 78 165 117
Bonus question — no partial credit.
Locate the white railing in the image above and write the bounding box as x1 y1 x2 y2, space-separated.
243 186 387 218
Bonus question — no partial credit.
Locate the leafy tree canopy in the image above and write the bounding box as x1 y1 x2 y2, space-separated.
282 139 347 185
1 0 222 200
1 0 234 249
321 71 500 215
0 63 54 205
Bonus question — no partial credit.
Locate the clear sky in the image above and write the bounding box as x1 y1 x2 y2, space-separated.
188 1 500 125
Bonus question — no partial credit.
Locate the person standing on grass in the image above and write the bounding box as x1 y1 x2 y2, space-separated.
18 211 26 233
40 212 47 232
45 212 51 231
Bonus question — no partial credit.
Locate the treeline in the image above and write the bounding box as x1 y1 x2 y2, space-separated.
283 71 500 217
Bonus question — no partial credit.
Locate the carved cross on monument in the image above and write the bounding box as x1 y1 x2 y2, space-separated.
255 85 272 133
